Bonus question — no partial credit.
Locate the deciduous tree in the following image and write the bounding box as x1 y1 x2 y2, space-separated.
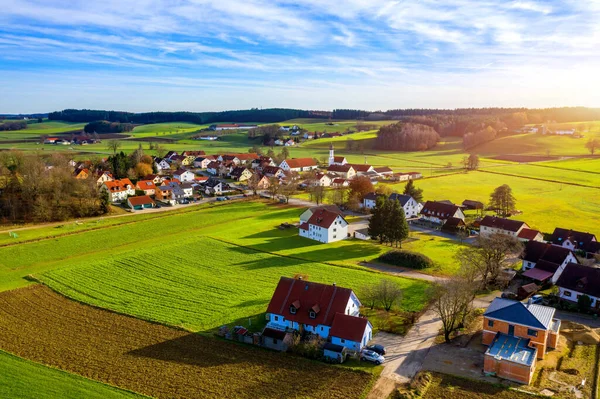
349 176 374 202
489 184 516 217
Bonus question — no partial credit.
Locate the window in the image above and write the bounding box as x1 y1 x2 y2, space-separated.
340 339 345 344
527 329 538 337
488 320 494 328
273 338 278 344
289 306 297 314
274 316 279 321
309 311 316 319
320 326 323 332
564 291 572 297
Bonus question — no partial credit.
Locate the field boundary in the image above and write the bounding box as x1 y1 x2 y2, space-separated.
477 169 600 190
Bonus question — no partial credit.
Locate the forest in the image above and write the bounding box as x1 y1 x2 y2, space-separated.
0 120 28 131
375 123 440 151
84 121 134 134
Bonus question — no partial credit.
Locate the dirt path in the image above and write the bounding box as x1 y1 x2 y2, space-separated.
359 261 449 283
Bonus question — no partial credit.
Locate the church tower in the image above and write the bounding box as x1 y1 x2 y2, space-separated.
328 143 335 166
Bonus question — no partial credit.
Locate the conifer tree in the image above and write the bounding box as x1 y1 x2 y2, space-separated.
387 200 409 247
403 180 423 202
368 195 386 243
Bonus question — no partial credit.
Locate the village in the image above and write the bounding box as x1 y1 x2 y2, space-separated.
56 136 600 398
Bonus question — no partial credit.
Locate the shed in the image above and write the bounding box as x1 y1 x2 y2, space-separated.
127 195 155 210
323 342 347 363
261 328 290 352
354 228 370 240
518 283 540 300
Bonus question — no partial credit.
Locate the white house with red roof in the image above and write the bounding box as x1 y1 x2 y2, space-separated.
279 158 319 172
266 277 373 351
299 208 348 243
173 169 195 182
101 178 135 202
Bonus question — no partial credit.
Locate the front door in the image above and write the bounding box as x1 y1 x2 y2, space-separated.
508 324 515 336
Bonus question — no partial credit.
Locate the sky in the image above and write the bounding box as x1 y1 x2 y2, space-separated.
1 0 600 113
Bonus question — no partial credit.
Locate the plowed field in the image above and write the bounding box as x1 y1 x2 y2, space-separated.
0 286 372 399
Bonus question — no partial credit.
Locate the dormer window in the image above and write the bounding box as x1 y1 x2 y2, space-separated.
289 306 297 314
309 311 316 319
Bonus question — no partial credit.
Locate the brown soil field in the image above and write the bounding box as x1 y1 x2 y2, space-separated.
0 285 372 399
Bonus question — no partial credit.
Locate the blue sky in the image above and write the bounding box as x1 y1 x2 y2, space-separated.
1 0 599 113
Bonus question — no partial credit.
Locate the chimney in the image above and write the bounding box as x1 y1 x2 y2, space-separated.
333 282 336 287
527 298 532 307
298 276 303 280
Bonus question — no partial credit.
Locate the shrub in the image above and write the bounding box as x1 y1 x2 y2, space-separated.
378 250 434 270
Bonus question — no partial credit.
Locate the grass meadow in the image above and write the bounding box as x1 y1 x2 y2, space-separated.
0 350 144 399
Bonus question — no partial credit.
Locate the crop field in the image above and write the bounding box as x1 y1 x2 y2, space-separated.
0 286 374 399
0 350 143 399
39 235 429 331
421 372 533 399
130 122 208 137
388 171 600 235
480 161 600 187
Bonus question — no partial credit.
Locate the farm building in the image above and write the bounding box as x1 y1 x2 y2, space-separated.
265 277 372 351
261 328 292 351
279 158 319 172
323 343 347 363
127 195 155 210
354 228 370 240
420 201 465 225
462 199 484 210
327 164 356 179
556 263 600 310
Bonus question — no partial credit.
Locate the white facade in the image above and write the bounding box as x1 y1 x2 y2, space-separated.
279 159 318 172
299 215 348 243
402 197 421 218
421 208 465 224
521 251 578 284
555 129 575 135
155 159 171 171
331 324 373 351
174 170 195 182
480 224 528 238
558 287 598 307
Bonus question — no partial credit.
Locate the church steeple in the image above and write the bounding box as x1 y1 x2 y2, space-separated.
328 143 335 166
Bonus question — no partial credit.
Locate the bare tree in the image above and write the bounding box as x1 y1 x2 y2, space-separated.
430 278 475 343
279 180 297 204
586 138 600 156
360 284 378 310
267 176 280 199
455 233 522 290
375 279 403 311
247 172 260 196
106 139 122 155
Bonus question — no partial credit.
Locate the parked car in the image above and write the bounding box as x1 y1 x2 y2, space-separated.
224 196 231 200
155 204 161 209
180 199 190 204
501 292 518 300
365 344 386 355
360 349 385 365
216 197 226 201
530 294 543 304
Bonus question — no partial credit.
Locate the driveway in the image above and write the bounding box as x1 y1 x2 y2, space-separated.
359 261 447 283
367 310 443 398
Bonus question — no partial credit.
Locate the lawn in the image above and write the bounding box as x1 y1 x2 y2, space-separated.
0 286 375 399
130 122 208 137
387 170 600 235
0 350 144 399
419 372 535 399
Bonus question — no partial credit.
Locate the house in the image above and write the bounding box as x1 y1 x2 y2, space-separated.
230 166 253 182
550 228 600 256
164 151 178 159
374 167 394 177
304 132 315 140
327 164 356 179
462 200 484 210
407 172 423 180
206 161 222 176
135 180 157 196
483 298 560 384
101 179 135 202
169 155 186 165
96 171 113 186
251 156 276 170
262 166 285 179
347 164 375 176
154 157 171 172
173 169 195 182
420 201 465 224
204 178 231 195
331 178 349 187
517 228 544 242
556 263 600 310
265 277 373 351
362 193 385 209
274 139 284 146
479 216 529 238
127 195 155 211
284 139 296 147
73 168 89 179
299 208 348 243
194 155 217 169
521 241 578 284
393 172 411 182
389 193 421 218
154 185 173 203
235 153 260 164
309 173 332 187
299 205 343 224
142 174 164 185
279 158 319 172
256 175 271 189
327 144 347 166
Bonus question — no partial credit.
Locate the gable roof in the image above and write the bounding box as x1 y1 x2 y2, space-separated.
347 163 373 173
523 241 575 265
307 209 345 229
363 192 385 202
556 263 600 298
262 166 282 175
518 228 542 240
332 156 346 163
550 228 598 252
389 193 413 206
284 158 317 168
484 297 555 330
230 166 250 178
136 180 157 190
182 150 206 156
128 195 154 206
522 268 554 282
103 178 133 192
480 216 528 232
329 313 369 342
174 168 192 176
327 164 353 173
462 199 484 209
421 201 461 219
266 277 353 327
374 167 393 174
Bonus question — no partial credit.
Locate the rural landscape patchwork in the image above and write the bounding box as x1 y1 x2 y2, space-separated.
2 1 600 399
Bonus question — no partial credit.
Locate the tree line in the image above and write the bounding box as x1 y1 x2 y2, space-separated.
375 122 440 151
0 120 28 131
463 126 497 149
49 108 328 124
0 151 108 223
84 121 134 134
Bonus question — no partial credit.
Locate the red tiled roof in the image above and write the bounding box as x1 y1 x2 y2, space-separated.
284 158 317 168
347 164 372 172
522 268 554 282
266 277 353 327
104 179 133 192
329 313 369 342
374 167 393 173
307 209 344 229
262 166 282 175
332 178 346 184
333 156 346 162
480 216 528 232
421 201 461 218
182 150 206 156
299 222 309 230
128 195 155 206
136 180 157 190
518 228 542 240
327 164 353 173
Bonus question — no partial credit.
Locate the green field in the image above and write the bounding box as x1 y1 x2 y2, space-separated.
0 350 143 399
130 122 208 137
